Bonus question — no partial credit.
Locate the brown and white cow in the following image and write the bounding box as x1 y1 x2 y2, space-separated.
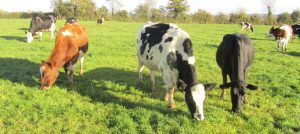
40 23 88 90
269 25 292 51
137 22 216 120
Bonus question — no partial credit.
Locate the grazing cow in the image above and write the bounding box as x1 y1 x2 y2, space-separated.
240 22 254 32
269 25 292 51
65 17 79 25
97 18 104 25
40 23 88 90
291 24 300 38
137 22 216 120
25 15 56 43
216 33 258 113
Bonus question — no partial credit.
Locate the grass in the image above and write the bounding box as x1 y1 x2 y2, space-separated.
0 19 299 133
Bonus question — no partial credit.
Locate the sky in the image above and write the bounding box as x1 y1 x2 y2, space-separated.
0 0 299 14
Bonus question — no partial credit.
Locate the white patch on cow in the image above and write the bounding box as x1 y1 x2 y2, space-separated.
40 66 45 77
26 32 34 43
188 56 195 65
62 30 73 36
191 84 206 120
50 22 55 31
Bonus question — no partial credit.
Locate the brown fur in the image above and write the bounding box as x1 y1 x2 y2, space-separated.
40 24 88 90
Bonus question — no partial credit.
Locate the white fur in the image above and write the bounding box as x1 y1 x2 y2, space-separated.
62 30 73 36
40 66 45 77
188 56 195 65
190 84 206 120
26 32 33 43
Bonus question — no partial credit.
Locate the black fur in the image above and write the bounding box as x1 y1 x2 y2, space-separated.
183 38 193 57
140 23 170 55
165 37 173 43
65 17 78 24
159 45 163 53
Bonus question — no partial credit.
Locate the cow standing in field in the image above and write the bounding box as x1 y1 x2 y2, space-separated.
137 22 216 120
97 18 104 26
25 15 56 43
291 24 300 38
269 25 292 51
216 33 258 113
240 22 254 32
65 17 79 25
40 23 88 90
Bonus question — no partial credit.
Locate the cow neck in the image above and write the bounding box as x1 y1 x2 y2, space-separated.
47 46 66 71
176 52 198 86
231 42 245 82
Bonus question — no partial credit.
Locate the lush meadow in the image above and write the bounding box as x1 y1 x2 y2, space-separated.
0 19 299 133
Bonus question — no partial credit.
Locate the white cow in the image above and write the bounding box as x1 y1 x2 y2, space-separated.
137 22 216 120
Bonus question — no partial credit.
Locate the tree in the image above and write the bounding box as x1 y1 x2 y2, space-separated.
214 12 229 24
291 10 300 23
277 12 292 24
106 0 122 16
166 0 189 18
237 9 250 22
96 6 109 18
134 4 149 21
150 8 167 22
262 0 276 24
250 14 263 24
192 9 213 24
115 10 129 21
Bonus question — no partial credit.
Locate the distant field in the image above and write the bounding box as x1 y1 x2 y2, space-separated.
0 19 299 133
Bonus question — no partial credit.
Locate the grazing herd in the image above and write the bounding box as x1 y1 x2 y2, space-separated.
21 15 299 120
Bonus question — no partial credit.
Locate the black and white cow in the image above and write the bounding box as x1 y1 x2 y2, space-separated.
25 15 56 43
240 22 253 32
216 33 258 113
65 17 79 25
97 17 104 26
291 24 300 38
137 22 216 120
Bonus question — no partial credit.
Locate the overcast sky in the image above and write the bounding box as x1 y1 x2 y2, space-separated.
0 0 299 14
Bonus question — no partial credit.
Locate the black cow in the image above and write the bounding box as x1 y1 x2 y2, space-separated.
25 15 56 43
97 18 104 26
292 24 300 38
216 33 258 112
65 17 79 25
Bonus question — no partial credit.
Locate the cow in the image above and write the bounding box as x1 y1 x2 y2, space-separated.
25 15 56 43
97 18 104 26
269 25 292 51
240 22 254 32
39 23 88 90
216 33 258 113
137 22 216 120
291 24 300 38
65 17 79 25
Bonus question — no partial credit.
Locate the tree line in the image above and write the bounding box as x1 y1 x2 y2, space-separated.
0 0 299 25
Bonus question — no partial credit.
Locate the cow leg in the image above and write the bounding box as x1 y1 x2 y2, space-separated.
79 56 84 75
50 30 54 40
243 68 248 104
137 63 145 85
68 64 75 87
167 86 176 109
149 70 156 94
64 67 69 83
38 32 42 41
220 70 227 99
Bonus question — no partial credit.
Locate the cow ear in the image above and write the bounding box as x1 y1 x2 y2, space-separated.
219 82 232 89
246 84 258 90
177 79 187 90
204 83 216 91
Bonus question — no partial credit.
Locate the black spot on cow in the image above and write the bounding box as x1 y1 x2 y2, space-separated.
159 45 163 53
146 55 149 60
185 89 196 116
182 38 194 57
150 56 153 60
175 52 198 86
140 23 170 55
165 37 173 43
167 52 177 69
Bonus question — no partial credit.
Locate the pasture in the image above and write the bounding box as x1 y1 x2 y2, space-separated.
0 19 299 133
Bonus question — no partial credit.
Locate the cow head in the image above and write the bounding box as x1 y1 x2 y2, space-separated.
25 31 34 43
267 26 275 38
40 61 59 90
178 80 216 121
220 81 258 112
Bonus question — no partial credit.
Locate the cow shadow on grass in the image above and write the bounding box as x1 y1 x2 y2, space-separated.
286 51 300 57
0 36 25 42
0 58 39 88
68 67 186 116
250 37 270 41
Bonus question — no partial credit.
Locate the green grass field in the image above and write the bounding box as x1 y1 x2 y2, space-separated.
0 19 299 133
